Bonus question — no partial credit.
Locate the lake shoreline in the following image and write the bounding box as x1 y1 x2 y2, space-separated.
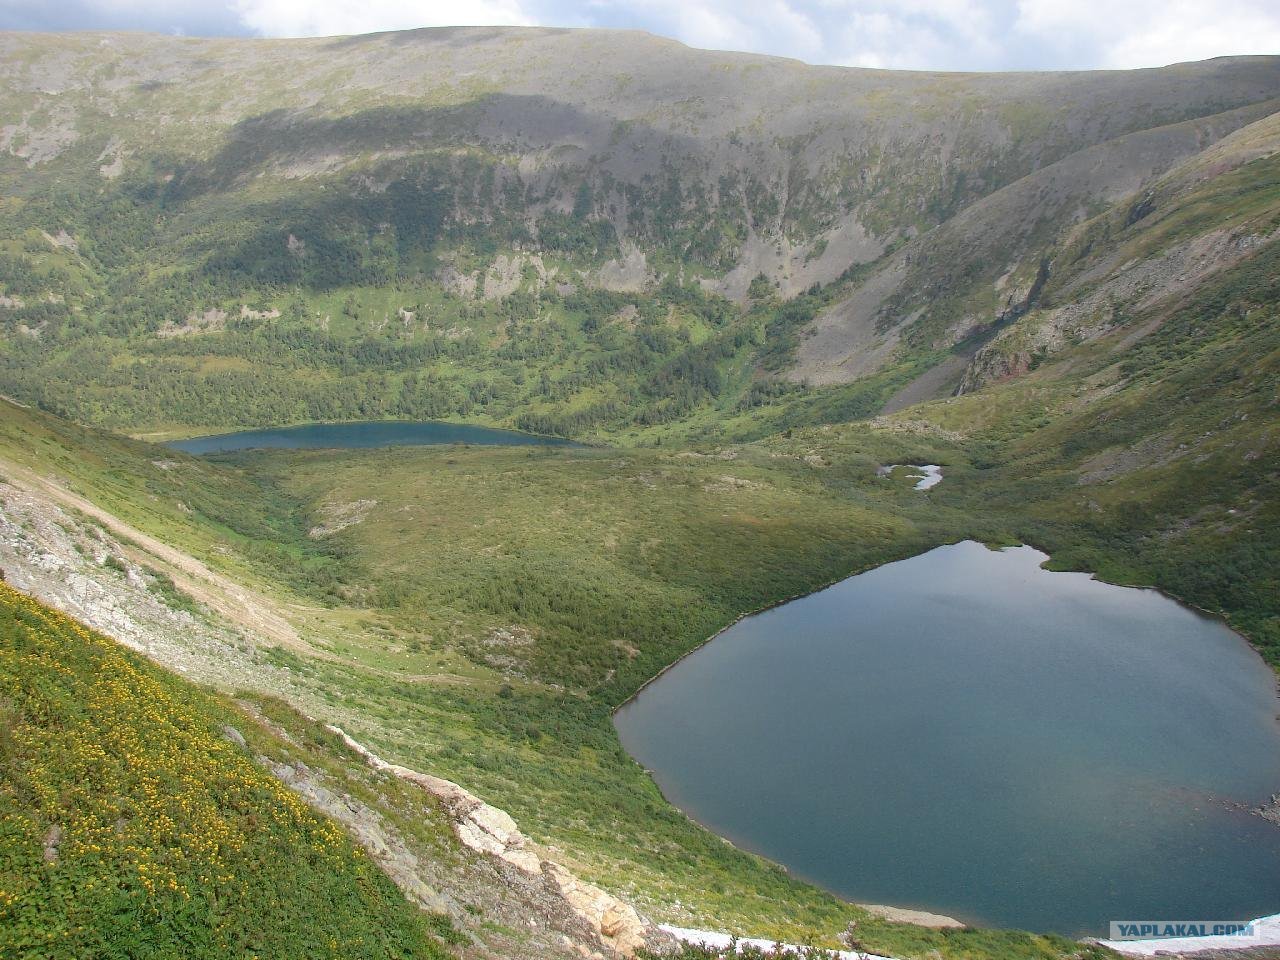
1016 535 1280 699
610 537 971 713
613 539 1280 935
165 418 584 454
142 416 586 448
610 537 978 931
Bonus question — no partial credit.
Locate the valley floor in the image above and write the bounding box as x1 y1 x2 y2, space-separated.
0 399 1138 960
1 228 1277 955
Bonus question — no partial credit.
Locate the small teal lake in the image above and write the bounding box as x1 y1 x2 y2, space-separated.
168 420 577 454
614 541 1280 935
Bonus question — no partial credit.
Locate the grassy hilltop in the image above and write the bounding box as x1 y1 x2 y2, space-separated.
0 580 460 960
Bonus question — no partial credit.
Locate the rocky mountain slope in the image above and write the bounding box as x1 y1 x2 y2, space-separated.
0 569 672 960
1 29 1275 291
0 579 461 960
0 29 1277 439
793 96 1280 386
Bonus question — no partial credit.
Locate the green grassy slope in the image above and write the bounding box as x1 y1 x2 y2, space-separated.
0 397 348 599
250 441 963 695
0 580 457 960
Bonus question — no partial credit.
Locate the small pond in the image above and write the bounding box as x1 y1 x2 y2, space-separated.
168 420 577 454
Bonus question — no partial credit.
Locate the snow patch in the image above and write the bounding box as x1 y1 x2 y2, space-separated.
879 464 943 490
660 924 898 960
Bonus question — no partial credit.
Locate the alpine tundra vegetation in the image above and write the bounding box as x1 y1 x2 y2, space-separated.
0 22 1278 960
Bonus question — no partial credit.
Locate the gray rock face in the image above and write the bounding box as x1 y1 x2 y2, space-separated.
42 824 62 864
222 724 248 749
327 725 666 959
0 479 281 690
794 98 1280 386
956 212 1280 395
257 753 453 914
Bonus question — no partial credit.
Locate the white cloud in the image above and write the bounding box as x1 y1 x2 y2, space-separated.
630 0 1279 70
1014 0 1280 68
567 0 1013 72
819 0 1006 71
814 0 1003 71
231 0 533 37
2 0 1276 69
576 0 824 62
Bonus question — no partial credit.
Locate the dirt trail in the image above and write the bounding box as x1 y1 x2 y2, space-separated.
0 453 324 658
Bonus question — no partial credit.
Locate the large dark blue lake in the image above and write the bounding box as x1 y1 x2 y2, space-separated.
168 420 576 454
614 540 1280 935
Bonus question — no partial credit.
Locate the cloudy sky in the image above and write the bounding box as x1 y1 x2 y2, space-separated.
1 0 1277 71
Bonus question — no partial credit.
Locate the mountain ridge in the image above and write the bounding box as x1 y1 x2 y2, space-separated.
1 27 1278 441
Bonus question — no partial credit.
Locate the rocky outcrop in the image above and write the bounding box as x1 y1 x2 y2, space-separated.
593 244 652 293
483 255 528 300
156 307 228 338
43 228 78 252
261 752 452 914
328 725 661 959
308 499 377 538
97 137 125 178
546 863 650 959
0 478 288 691
1 108 79 166
482 254 552 300
710 215 884 303
1255 794 1280 827
957 225 1278 394
240 304 281 320
437 260 479 298
955 343 1039 394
